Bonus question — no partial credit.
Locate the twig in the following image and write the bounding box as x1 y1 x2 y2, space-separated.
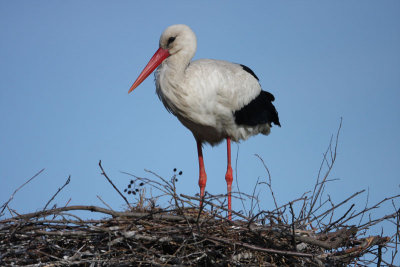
249 177 260 217
377 245 382 267
235 144 247 217
308 118 342 219
343 194 400 228
98 160 131 208
289 202 297 251
207 235 314 258
255 154 279 213
305 189 365 225
1 168 45 214
0 205 205 223
391 206 400 265
358 187 370 227
43 175 71 211
294 226 358 250
96 195 114 211
323 203 355 233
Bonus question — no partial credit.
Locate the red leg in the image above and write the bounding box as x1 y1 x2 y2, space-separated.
197 140 207 207
225 137 233 220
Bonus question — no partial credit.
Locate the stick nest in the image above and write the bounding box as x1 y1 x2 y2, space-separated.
0 201 396 266
1 122 399 266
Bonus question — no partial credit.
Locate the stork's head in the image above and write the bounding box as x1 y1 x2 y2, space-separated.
159 24 197 57
129 24 197 93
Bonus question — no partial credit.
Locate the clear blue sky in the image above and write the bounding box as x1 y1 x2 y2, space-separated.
1 0 399 234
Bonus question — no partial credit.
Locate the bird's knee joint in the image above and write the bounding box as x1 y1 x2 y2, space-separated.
225 167 233 184
199 173 207 188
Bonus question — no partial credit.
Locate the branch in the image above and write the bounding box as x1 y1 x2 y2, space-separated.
207 235 314 258
43 175 71 211
98 160 131 209
1 168 45 214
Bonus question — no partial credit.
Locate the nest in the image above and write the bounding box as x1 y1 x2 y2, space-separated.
1 123 399 266
0 199 397 266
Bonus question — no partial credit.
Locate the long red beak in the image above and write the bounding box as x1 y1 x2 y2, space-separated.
128 47 170 93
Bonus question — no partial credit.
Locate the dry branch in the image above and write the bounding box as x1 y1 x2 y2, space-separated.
43 175 71 211
0 168 45 215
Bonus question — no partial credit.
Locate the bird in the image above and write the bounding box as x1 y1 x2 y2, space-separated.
128 24 280 220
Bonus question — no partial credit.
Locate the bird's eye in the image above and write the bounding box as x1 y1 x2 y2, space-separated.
167 36 176 46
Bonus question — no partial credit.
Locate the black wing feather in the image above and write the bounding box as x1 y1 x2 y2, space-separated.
239 64 259 81
234 90 281 127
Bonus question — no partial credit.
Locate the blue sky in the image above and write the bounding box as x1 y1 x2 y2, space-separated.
1 0 399 237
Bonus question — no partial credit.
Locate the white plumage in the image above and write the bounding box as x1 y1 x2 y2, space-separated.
157 58 268 145
129 24 280 220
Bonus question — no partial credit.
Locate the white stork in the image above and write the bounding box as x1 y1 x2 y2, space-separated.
129 24 280 220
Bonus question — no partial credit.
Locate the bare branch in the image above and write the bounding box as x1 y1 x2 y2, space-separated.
255 154 279 213
1 168 45 214
43 175 71 211
98 160 131 209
